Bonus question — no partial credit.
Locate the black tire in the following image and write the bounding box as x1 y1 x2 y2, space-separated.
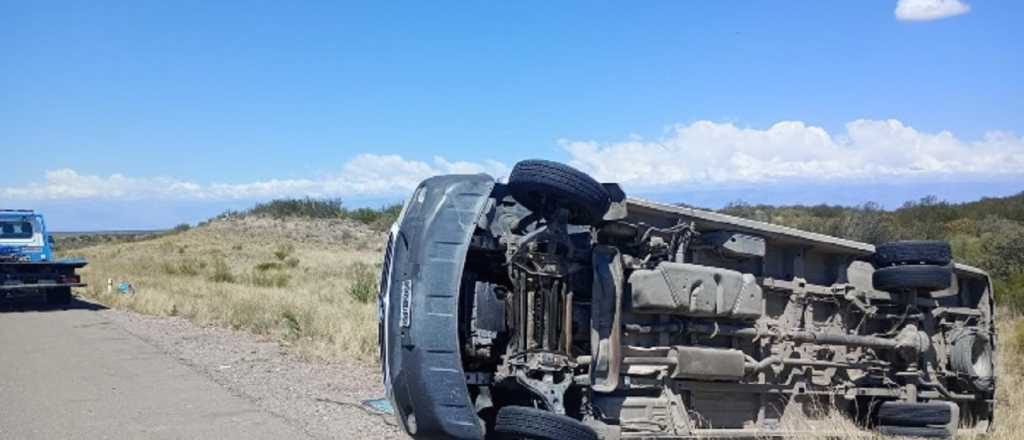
45 287 72 306
873 241 952 267
494 406 598 440
872 264 952 292
508 160 611 226
877 425 953 438
878 401 954 427
950 330 995 393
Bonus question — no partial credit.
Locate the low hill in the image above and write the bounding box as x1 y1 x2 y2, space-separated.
66 213 387 362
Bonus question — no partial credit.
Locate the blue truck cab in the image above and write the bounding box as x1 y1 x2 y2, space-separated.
1 209 87 305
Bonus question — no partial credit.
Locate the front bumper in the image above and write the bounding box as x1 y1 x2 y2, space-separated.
380 174 495 440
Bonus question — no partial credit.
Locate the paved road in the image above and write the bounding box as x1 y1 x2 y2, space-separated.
0 300 315 440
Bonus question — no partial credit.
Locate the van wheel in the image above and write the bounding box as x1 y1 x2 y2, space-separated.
872 264 952 292
494 406 598 440
873 241 952 267
878 401 956 427
877 425 954 438
508 160 611 226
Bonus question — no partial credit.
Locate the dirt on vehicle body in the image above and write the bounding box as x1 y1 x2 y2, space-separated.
379 160 996 439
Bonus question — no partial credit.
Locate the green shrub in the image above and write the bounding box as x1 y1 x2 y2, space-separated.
172 223 191 233
350 204 403 231
281 310 301 338
208 258 236 283
245 197 345 219
346 262 378 303
254 261 285 272
248 269 290 288
995 273 1024 314
273 244 295 261
213 198 402 231
284 257 300 268
160 258 202 276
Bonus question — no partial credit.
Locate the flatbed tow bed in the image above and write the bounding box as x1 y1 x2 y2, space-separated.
1 210 87 305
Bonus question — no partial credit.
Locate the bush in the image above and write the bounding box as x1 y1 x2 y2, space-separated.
346 262 378 303
160 258 203 276
172 223 191 233
214 198 403 231
995 273 1024 314
284 257 300 268
348 204 402 230
208 258 236 283
273 244 295 261
245 198 345 219
254 261 285 272
248 270 290 288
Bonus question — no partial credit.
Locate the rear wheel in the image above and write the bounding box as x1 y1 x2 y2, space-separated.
877 401 958 439
493 406 598 440
878 401 956 426
877 425 954 438
872 264 952 292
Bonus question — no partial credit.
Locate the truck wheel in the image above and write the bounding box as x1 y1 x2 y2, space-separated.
951 330 995 393
494 406 598 440
508 160 611 226
873 241 952 267
877 425 953 438
46 287 73 306
872 264 952 292
878 401 956 427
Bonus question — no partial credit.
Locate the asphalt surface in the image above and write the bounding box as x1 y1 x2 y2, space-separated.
0 300 316 440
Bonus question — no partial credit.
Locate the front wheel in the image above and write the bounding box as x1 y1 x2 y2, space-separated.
508 159 611 226
493 406 598 440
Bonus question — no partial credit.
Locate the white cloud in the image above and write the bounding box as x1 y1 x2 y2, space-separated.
1 155 509 201
560 119 1024 189
5 119 1021 202
895 0 970 21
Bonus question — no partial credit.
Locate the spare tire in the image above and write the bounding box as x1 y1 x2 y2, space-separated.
873 241 952 267
950 330 995 393
873 264 952 292
494 406 599 440
508 160 611 225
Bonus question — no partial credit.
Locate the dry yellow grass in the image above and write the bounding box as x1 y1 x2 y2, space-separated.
64 218 1024 438
68 216 387 362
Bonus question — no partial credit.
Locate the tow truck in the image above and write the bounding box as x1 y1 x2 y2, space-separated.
1 209 87 305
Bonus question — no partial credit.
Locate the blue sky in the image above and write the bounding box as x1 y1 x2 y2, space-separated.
2 1 1022 230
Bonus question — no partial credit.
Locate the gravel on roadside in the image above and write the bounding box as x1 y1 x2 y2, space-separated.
99 306 405 440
